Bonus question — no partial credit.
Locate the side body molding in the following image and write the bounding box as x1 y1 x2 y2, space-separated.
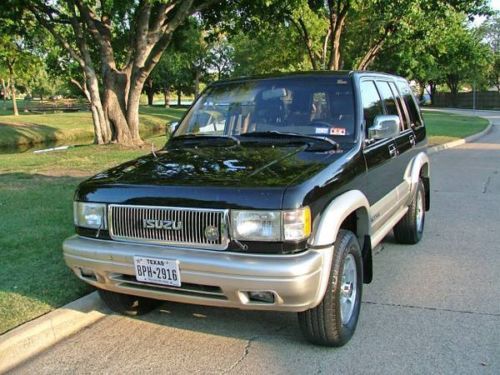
307 190 370 308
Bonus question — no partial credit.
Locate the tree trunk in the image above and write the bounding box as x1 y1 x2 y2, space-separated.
8 67 19 116
85 69 112 144
177 89 181 106
329 24 344 70
103 69 135 145
326 4 349 71
446 75 459 107
417 80 425 100
145 77 154 106
194 70 201 98
10 83 18 116
1 79 7 111
163 87 170 108
147 90 154 106
429 81 437 105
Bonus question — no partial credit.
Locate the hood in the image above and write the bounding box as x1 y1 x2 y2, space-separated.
87 143 348 187
76 142 350 209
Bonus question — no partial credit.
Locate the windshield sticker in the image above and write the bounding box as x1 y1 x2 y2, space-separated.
315 128 329 134
330 127 346 136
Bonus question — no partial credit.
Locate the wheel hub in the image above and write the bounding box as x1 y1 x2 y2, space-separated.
416 189 424 233
340 254 357 325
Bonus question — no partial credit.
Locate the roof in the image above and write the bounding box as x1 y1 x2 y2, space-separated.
210 70 402 86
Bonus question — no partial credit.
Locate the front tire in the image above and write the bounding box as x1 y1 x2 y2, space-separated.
98 289 161 316
394 179 426 244
298 230 363 347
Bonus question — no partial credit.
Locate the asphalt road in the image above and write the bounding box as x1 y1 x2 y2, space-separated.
12 111 500 374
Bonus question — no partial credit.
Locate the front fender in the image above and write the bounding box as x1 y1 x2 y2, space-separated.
307 190 370 308
309 190 370 248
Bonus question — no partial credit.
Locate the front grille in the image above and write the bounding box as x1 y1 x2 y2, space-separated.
108 205 229 250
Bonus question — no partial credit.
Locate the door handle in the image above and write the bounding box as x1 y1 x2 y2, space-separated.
409 134 416 147
388 144 398 158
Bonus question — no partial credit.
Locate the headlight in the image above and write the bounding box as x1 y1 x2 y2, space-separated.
231 210 281 241
74 202 107 229
230 207 311 242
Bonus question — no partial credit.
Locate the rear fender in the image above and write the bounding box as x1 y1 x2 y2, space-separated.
404 151 430 204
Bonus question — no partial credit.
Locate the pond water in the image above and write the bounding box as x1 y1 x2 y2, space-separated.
0 140 84 155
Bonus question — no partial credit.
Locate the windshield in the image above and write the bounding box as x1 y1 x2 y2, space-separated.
173 76 356 141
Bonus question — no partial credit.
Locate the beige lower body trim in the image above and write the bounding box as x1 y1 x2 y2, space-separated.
370 205 409 248
63 236 333 313
369 180 412 248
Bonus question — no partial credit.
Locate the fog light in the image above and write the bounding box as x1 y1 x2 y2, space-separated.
80 267 96 279
247 291 275 304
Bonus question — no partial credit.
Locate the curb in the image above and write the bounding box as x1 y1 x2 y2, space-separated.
428 118 494 155
0 291 107 373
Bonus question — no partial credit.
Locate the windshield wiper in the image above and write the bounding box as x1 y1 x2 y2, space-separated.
169 134 240 146
240 131 338 150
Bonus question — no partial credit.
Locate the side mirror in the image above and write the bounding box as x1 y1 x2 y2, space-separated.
368 115 400 139
167 121 179 135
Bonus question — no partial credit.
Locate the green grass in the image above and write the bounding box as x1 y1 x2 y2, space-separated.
0 105 185 148
423 110 489 145
0 108 489 334
0 174 92 334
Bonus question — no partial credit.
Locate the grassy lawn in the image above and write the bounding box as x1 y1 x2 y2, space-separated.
0 105 185 148
423 110 489 145
0 108 489 334
0 174 92 334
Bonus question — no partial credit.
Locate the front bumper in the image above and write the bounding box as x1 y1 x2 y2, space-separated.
63 236 333 312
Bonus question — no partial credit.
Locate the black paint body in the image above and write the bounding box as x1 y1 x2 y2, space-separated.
75 72 427 254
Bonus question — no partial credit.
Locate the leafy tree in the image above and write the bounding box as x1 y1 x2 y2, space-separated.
490 53 500 93
230 23 308 76
7 0 218 146
146 18 207 107
373 10 493 104
480 14 500 92
214 0 491 71
0 34 42 115
482 14 500 52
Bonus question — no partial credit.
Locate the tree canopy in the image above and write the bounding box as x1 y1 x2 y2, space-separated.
0 0 496 144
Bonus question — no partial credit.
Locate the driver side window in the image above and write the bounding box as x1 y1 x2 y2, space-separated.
360 80 384 135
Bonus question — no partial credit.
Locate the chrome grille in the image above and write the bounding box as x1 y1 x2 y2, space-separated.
108 205 229 250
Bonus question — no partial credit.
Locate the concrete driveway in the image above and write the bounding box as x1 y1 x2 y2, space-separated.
12 111 500 374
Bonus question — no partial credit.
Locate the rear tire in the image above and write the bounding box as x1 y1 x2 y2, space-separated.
394 179 425 244
98 289 161 316
298 230 363 347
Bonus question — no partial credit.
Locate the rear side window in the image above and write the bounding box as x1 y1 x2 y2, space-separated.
376 81 399 118
389 81 411 130
360 81 384 129
396 81 423 128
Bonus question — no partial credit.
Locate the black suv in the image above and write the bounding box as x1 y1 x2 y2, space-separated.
65 71 430 346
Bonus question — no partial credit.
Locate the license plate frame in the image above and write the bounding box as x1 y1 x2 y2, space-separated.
133 256 181 287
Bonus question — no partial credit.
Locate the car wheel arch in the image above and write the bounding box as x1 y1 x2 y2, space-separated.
308 190 372 307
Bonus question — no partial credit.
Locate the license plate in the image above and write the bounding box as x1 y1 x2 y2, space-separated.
133 256 181 287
